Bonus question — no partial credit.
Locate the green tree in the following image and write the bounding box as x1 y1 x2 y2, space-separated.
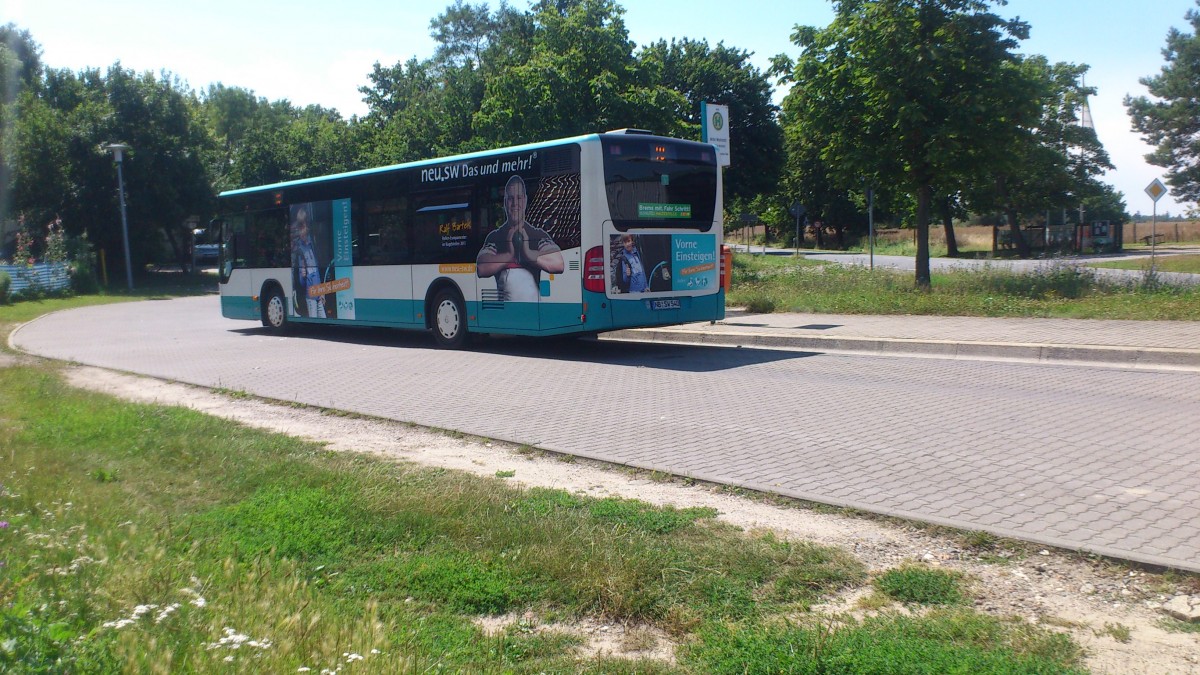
10 62 216 276
202 85 356 190
429 0 508 68
473 0 686 145
0 23 42 102
963 57 1114 256
357 2 526 164
1081 181 1129 225
1125 1 1200 204
639 38 784 203
1 24 44 233
96 66 215 271
358 57 458 164
279 104 357 179
7 91 71 227
779 0 1029 286
778 112 871 249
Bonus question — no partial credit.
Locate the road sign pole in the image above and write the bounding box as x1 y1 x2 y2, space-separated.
1145 178 1168 274
868 187 875 271
795 211 800 256
1152 202 1157 273
788 202 806 257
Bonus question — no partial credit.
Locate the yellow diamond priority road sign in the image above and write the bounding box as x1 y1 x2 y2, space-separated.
1145 178 1168 203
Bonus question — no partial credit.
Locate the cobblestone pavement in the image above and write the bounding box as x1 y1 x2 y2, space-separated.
11 295 1200 571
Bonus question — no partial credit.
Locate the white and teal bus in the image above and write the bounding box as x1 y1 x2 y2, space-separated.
216 130 727 347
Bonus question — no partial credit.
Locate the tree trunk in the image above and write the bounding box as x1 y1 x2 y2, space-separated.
1005 206 1030 258
164 226 190 273
915 184 931 289
941 196 959 258
996 176 1031 258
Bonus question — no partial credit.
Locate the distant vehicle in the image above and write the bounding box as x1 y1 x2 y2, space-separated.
194 242 220 264
214 130 727 348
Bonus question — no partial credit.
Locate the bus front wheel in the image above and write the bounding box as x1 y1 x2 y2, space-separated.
262 287 288 332
432 289 469 349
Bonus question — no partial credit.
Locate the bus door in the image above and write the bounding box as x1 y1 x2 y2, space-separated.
537 246 583 331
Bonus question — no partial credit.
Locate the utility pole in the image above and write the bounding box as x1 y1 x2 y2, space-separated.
104 143 134 291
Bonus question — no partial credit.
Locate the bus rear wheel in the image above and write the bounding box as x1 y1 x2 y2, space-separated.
262 287 288 332
432 289 469 349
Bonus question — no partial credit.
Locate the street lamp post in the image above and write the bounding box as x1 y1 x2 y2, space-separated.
104 143 134 291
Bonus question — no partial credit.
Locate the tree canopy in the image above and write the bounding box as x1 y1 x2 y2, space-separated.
1126 0 1200 203
779 0 1031 286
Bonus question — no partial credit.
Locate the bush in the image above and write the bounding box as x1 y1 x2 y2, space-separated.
0 270 10 304
68 235 100 294
69 257 100 294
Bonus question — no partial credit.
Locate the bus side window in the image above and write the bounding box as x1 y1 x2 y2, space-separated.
364 197 409 265
248 209 289 268
412 188 474 264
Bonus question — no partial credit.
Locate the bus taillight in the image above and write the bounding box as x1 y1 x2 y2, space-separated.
583 246 606 293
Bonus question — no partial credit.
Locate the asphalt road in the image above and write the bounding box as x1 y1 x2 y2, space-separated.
12 295 1200 571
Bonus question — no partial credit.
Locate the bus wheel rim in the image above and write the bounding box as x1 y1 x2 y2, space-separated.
268 295 284 327
437 300 459 337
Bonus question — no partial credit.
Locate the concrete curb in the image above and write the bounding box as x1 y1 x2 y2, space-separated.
605 327 1200 371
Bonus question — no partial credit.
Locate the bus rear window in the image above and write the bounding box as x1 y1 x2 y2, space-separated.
601 137 717 231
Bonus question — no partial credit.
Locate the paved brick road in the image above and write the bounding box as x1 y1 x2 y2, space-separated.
12 295 1200 571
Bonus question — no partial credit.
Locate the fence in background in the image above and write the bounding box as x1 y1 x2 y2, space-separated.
1 262 71 295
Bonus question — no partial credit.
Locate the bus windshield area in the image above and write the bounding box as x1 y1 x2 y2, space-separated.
601 137 717 231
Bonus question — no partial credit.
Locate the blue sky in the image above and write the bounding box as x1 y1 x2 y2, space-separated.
7 0 1196 214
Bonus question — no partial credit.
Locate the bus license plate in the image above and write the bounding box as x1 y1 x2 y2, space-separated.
651 299 681 310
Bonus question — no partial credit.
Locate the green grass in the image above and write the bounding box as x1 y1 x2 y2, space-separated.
1158 617 1200 634
0 283 1096 672
0 355 1089 672
1090 253 1200 274
729 253 1200 320
682 610 1085 674
874 565 967 606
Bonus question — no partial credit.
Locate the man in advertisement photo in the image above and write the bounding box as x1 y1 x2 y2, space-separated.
476 175 565 302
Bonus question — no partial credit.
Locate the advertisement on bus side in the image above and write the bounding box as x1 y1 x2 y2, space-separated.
290 198 355 319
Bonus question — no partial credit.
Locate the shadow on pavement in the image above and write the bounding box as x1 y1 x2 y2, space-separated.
230 324 818 373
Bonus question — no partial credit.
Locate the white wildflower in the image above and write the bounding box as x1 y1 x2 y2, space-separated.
155 603 180 624
207 627 273 652
131 604 157 619
179 587 208 608
346 653 364 662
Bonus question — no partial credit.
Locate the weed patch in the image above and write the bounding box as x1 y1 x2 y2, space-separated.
874 565 966 606
683 610 1085 674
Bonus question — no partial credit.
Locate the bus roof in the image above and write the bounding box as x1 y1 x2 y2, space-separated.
218 133 611 199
